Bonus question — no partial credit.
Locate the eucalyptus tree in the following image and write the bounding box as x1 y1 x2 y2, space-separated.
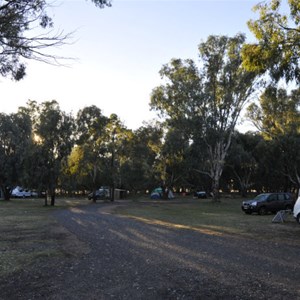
225 132 263 197
247 85 300 139
0 112 32 200
247 85 300 190
276 134 300 191
242 0 300 83
72 107 130 201
74 105 109 201
120 122 163 192
105 114 133 201
156 126 190 191
151 34 257 200
19 100 75 205
0 0 111 80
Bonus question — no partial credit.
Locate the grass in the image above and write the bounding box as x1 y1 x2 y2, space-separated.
113 197 300 241
0 197 88 277
1 195 300 278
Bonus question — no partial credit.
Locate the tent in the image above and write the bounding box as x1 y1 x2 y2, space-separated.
150 187 163 199
150 187 174 199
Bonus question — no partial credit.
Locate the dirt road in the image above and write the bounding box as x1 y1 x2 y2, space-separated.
1 203 299 299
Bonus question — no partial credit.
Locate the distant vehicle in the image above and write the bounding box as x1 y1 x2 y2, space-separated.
194 191 207 199
293 196 300 224
30 191 38 197
241 193 295 215
88 187 110 200
11 186 35 198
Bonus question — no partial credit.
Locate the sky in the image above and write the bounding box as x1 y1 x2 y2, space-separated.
1 0 260 131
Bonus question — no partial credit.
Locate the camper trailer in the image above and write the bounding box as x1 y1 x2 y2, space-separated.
293 196 300 224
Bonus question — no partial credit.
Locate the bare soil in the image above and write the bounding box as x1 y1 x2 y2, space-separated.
1 201 300 300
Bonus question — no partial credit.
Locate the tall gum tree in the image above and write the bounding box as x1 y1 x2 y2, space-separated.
74 105 109 202
19 100 75 206
151 34 258 200
0 112 32 200
247 85 300 190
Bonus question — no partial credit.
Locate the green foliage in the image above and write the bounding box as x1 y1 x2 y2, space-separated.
120 122 163 192
242 0 300 83
19 100 75 205
246 83 300 191
151 34 257 199
64 106 108 193
247 85 300 139
0 112 32 199
225 132 263 196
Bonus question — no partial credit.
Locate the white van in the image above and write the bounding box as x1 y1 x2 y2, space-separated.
12 186 32 198
293 196 300 224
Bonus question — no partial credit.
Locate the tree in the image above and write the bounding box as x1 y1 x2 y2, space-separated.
105 114 132 201
0 112 32 200
120 122 163 193
242 0 300 83
277 134 300 190
225 132 262 197
71 105 108 201
156 126 190 191
247 85 300 139
151 34 257 200
19 100 75 205
247 85 300 191
71 107 130 202
0 0 111 80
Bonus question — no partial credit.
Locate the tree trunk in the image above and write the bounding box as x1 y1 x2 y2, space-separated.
210 142 225 202
49 187 55 206
2 186 11 201
111 185 115 202
50 194 55 206
44 192 48 206
211 175 221 202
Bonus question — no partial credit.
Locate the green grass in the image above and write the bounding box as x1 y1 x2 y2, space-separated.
114 197 300 241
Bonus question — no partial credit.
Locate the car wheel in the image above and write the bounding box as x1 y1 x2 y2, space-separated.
258 206 267 215
297 214 300 224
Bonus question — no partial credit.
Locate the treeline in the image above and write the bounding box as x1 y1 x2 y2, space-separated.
0 93 299 205
1 1 300 203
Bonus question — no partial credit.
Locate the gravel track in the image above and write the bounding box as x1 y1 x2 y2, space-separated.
1 202 300 300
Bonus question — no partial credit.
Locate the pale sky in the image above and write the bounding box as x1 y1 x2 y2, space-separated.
1 0 259 130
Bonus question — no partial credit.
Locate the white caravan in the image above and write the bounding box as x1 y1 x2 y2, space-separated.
293 195 300 224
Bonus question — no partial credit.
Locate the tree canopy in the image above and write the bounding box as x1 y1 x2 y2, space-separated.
242 0 300 83
0 0 111 80
151 34 257 200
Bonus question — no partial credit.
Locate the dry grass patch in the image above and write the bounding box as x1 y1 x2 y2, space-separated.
0 198 89 277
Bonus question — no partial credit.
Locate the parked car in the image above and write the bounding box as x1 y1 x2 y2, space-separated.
194 191 207 199
30 191 38 197
88 187 110 200
293 196 300 224
11 186 33 198
241 193 295 215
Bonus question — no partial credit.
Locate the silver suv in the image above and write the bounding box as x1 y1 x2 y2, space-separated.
241 193 295 215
